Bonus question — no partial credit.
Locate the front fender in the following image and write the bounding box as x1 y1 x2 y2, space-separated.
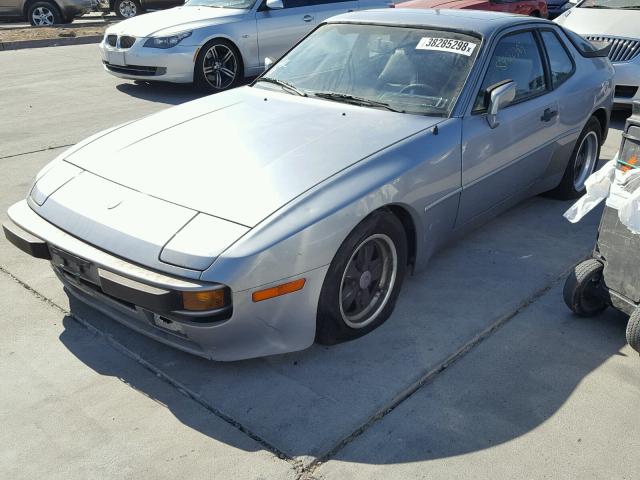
203 118 462 292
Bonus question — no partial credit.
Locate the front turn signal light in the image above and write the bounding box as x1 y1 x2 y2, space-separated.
252 278 306 303
182 289 227 311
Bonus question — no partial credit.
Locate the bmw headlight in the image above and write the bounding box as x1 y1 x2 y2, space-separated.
143 31 192 49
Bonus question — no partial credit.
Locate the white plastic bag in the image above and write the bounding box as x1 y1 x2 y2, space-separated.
563 156 617 223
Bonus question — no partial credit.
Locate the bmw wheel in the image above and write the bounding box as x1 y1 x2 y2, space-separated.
194 39 243 93
316 210 408 345
28 1 62 25
114 0 141 18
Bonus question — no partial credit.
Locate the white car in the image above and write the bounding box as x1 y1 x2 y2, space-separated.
555 0 640 106
99 0 391 92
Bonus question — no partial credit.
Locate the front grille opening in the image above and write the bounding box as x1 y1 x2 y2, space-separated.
615 85 638 99
106 34 117 47
104 62 163 76
119 36 136 49
585 35 640 63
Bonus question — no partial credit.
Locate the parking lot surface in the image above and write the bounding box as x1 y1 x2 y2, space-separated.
1 44 638 479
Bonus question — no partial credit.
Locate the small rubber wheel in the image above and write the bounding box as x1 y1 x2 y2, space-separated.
114 0 141 18
550 116 602 200
627 308 640 353
28 1 62 25
315 210 408 345
194 39 243 93
563 258 608 317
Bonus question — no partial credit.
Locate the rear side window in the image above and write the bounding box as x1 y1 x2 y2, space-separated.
474 31 547 111
541 30 574 88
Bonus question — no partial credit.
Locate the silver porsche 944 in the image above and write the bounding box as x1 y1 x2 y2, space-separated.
4 9 613 361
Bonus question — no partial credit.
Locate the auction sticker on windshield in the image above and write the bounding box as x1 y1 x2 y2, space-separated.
416 37 477 56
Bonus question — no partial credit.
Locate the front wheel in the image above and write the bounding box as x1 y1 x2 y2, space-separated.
194 39 243 93
627 308 640 353
28 1 62 25
114 0 142 18
315 210 408 345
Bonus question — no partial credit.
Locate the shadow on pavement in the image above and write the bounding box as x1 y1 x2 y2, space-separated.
57 193 631 463
115 81 206 105
114 77 257 105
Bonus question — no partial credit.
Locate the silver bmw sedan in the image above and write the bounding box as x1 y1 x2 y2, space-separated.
5 9 613 360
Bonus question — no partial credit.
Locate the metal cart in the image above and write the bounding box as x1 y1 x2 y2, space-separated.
564 104 640 354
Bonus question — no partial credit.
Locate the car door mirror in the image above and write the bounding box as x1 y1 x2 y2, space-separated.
266 0 284 9
264 57 274 70
486 81 516 129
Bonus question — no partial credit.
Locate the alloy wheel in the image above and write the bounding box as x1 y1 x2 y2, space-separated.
339 234 398 328
202 44 238 90
32 6 55 25
573 131 599 191
118 0 138 17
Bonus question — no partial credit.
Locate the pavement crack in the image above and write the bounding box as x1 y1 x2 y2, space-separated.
0 265 304 476
0 144 73 160
297 260 587 478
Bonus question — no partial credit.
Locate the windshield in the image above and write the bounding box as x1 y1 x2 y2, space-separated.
185 0 255 8
256 23 481 117
578 0 640 9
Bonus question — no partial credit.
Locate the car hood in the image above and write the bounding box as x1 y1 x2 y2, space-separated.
106 6 245 37
555 7 640 38
62 86 438 228
397 0 488 9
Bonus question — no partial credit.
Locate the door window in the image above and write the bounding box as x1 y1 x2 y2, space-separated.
541 30 574 88
473 31 547 111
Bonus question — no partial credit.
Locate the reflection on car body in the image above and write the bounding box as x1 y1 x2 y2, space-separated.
5 9 613 360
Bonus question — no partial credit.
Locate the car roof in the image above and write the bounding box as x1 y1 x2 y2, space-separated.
325 8 552 37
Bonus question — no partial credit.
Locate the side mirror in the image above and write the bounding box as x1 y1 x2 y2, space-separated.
266 0 283 9
486 81 516 129
264 57 274 70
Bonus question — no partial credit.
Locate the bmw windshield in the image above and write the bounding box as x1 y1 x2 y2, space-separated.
255 23 481 117
578 0 640 9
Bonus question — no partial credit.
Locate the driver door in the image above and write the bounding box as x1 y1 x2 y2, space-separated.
458 29 560 225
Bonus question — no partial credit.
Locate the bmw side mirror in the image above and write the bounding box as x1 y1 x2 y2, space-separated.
266 0 284 9
264 57 274 70
486 80 516 129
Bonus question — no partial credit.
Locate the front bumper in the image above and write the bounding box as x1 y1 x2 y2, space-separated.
4 201 326 361
98 37 198 83
612 60 640 106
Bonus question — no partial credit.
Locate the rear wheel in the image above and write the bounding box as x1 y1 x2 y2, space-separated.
28 1 62 25
550 116 602 199
194 39 243 93
315 210 408 345
563 258 608 317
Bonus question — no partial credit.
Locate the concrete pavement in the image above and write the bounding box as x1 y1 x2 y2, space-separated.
0 44 637 479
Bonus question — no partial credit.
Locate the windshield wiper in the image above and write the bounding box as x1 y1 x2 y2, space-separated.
255 77 307 97
312 92 405 113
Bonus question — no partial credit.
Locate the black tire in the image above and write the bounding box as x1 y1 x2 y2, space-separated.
28 1 62 26
563 258 608 317
550 116 602 200
114 0 141 18
194 39 243 93
315 210 408 345
627 308 640 353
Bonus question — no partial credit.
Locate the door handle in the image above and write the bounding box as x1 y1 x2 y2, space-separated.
303 14 313 22
540 108 558 122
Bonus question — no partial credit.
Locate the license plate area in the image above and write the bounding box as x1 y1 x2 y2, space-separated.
50 245 100 285
107 50 126 66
